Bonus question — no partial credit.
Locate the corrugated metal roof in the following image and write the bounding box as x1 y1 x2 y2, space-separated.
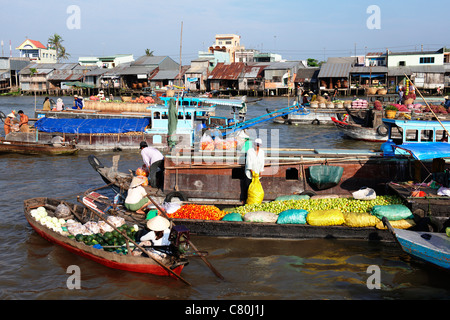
208 62 245 80
388 67 412 76
112 65 156 76
350 66 388 74
241 64 268 78
296 67 319 79
132 55 166 66
150 69 180 80
263 61 302 70
318 63 352 78
85 67 109 76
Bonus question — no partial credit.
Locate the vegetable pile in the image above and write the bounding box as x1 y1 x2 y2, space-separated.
131 96 155 104
170 204 227 220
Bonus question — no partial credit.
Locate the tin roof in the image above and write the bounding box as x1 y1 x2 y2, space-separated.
350 66 388 74
410 65 444 73
388 67 412 76
132 56 167 66
208 62 245 80
241 63 268 78
318 63 352 78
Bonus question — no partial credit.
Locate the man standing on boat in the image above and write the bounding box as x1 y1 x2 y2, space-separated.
241 138 265 204
18 110 30 133
140 141 164 188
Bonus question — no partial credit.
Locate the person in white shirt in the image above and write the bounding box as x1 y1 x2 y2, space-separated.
139 215 171 246
140 141 164 188
241 138 265 203
124 176 150 214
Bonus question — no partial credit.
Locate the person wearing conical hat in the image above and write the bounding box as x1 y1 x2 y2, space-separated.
138 215 171 246
3 112 15 136
124 175 150 214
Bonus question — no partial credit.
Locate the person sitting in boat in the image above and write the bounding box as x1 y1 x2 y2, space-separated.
51 135 65 147
56 98 65 111
443 96 450 110
136 215 171 246
124 175 151 214
302 94 309 105
18 110 30 133
72 95 83 110
43 97 51 111
140 141 164 189
3 112 15 136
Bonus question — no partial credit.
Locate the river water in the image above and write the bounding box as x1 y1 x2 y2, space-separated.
0 96 449 302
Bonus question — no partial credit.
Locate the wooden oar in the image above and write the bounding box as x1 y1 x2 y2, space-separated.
76 197 192 286
146 194 225 281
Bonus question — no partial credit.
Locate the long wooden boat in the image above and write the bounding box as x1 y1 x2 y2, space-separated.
0 139 79 155
23 197 189 278
383 217 450 270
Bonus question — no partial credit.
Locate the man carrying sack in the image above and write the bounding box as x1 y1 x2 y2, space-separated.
244 138 265 204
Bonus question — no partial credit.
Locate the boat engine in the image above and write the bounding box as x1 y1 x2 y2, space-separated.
169 225 190 254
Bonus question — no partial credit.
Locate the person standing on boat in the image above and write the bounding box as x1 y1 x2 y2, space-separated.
140 141 164 188
398 86 404 104
43 97 51 111
242 138 265 203
18 110 30 133
3 112 15 136
125 175 151 215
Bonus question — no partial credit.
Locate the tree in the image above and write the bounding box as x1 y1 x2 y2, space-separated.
48 33 69 62
145 49 154 56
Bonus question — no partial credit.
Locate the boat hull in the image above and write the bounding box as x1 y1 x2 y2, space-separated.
394 228 450 270
0 139 79 155
331 117 388 142
24 198 185 277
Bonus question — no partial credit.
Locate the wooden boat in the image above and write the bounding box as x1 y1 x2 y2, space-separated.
23 197 189 279
331 116 388 142
383 217 450 270
0 139 79 155
81 188 396 242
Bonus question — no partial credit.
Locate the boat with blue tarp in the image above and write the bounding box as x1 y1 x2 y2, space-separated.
6 95 248 151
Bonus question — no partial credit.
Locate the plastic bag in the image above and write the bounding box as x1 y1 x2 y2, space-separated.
343 212 380 228
246 172 264 205
371 205 413 221
55 204 72 218
222 212 243 222
376 219 415 230
277 209 308 224
243 211 278 223
352 187 376 201
306 209 345 226
274 194 310 202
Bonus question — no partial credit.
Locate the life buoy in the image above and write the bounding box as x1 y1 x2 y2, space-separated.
311 119 320 125
376 124 388 136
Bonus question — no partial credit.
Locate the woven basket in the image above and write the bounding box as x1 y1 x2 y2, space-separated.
377 89 387 95
310 102 319 108
121 96 132 102
367 87 377 95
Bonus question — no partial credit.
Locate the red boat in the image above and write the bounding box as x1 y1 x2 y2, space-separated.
23 197 189 280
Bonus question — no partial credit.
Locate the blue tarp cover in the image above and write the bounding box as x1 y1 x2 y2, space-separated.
394 142 450 160
34 117 150 134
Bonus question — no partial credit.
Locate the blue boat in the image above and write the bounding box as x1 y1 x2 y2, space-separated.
380 119 450 157
383 217 450 270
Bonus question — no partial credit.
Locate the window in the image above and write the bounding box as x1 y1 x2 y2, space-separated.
285 168 299 180
405 129 418 142
420 57 435 64
420 130 433 142
399 61 406 66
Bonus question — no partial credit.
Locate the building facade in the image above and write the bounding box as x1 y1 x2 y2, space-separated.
16 39 57 63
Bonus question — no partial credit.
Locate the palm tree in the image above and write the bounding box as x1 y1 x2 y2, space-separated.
48 33 69 62
145 49 154 56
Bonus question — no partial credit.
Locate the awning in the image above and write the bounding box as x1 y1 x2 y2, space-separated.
394 142 450 160
64 81 95 88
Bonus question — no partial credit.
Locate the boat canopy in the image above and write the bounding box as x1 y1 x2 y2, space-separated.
35 117 150 134
394 142 450 160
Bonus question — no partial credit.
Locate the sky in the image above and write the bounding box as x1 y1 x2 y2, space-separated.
1 0 449 64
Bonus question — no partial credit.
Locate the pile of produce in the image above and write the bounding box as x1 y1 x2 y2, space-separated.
131 96 155 104
170 204 227 220
233 195 403 215
31 207 67 234
351 99 368 109
423 104 447 114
